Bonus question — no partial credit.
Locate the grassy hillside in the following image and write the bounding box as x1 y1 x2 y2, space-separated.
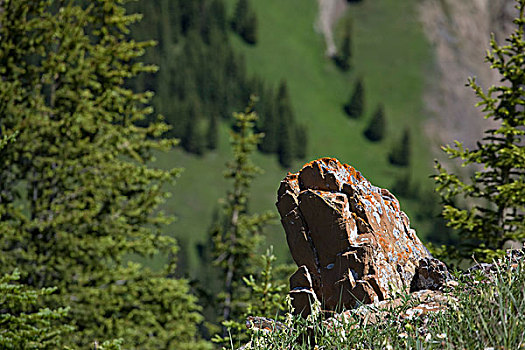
158 0 434 276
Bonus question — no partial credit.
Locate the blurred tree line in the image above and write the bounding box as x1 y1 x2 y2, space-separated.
126 0 308 167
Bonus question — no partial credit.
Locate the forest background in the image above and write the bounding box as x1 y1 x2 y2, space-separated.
127 0 459 278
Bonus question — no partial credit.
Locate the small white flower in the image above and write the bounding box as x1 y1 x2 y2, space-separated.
437 333 447 339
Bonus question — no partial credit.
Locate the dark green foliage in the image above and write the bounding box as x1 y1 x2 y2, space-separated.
127 0 262 154
0 1 208 348
435 0 525 262
276 81 297 168
254 81 278 154
181 96 206 155
344 78 364 118
230 0 248 33
295 123 309 159
210 0 227 33
127 0 305 165
334 23 352 71
127 0 242 131
388 127 411 167
243 12 258 45
206 113 219 150
0 135 75 349
364 104 386 141
209 99 276 338
391 171 414 199
277 126 294 168
251 78 307 165
0 270 73 350
231 0 258 45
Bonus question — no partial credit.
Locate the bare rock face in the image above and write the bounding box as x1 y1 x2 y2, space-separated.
277 158 441 316
410 257 452 292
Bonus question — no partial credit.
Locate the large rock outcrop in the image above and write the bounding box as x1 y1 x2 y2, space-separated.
276 158 447 316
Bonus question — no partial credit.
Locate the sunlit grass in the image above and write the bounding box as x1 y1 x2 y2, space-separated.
233 256 525 349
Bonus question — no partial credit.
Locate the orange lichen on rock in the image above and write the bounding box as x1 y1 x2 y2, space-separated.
276 158 448 317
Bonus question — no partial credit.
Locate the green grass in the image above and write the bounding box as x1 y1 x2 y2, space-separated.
159 0 434 276
230 257 525 349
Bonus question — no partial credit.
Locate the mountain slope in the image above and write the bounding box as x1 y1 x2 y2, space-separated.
159 0 436 276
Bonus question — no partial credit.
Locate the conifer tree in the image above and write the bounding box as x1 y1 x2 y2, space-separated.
206 113 220 150
230 0 258 45
210 0 227 33
180 0 201 34
344 78 364 118
242 12 258 45
334 23 352 71
276 81 296 168
435 0 525 262
182 96 206 155
295 124 309 159
209 98 274 338
0 270 73 350
388 127 411 167
0 1 208 348
364 104 386 142
230 0 248 34
255 83 278 154
217 247 288 345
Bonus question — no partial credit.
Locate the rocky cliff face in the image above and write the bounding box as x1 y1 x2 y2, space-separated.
419 0 516 150
276 158 449 316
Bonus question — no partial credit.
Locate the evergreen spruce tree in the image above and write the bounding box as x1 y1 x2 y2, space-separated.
391 171 413 199
210 0 227 33
435 0 525 262
364 104 386 142
276 81 296 168
242 11 258 45
127 0 271 156
295 124 309 159
230 0 258 45
230 0 248 33
256 84 278 154
209 98 275 339
344 78 364 118
182 96 206 155
0 270 73 350
180 0 201 34
334 23 352 71
242 247 288 319
388 127 411 167
0 1 208 348
0 133 76 349
206 113 220 150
